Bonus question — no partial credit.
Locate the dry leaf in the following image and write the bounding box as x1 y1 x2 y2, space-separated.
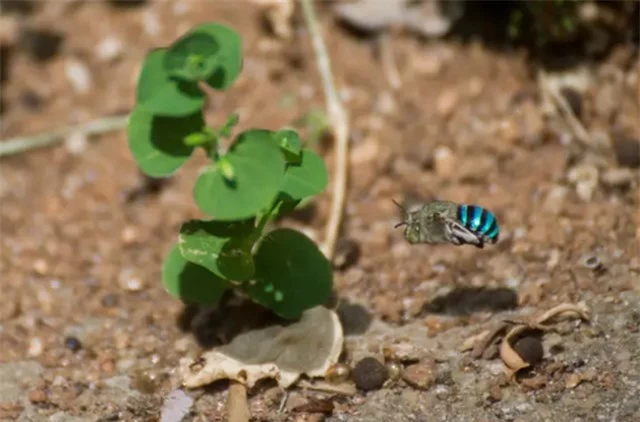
179 306 343 389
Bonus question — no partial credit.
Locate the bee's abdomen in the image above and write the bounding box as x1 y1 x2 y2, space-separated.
457 204 500 243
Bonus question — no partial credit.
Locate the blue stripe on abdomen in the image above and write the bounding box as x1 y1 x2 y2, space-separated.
458 205 468 225
486 221 500 239
480 211 495 234
470 206 483 230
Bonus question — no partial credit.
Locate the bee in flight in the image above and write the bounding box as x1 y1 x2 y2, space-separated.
393 200 500 249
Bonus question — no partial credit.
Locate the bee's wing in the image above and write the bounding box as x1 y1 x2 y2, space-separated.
443 218 484 248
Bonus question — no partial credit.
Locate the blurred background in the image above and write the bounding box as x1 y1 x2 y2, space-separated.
0 1 639 421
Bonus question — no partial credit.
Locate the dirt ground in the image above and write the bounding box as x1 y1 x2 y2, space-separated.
1 1 639 421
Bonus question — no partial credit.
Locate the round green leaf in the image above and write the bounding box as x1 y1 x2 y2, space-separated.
193 130 286 220
179 219 256 281
162 244 230 305
135 48 205 117
280 149 328 200
191 23 242 90
165 32 220 82
127 106 204 177
245 228 333 320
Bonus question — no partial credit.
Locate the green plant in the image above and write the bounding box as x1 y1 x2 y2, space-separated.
127 22 332 320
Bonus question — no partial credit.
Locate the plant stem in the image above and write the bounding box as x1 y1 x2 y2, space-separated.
299 0 350 261
0 114 128 158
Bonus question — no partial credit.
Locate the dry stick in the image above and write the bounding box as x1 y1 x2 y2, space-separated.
300 0 350 261
0 114 128 158
226 380 251 422
538 70 593 147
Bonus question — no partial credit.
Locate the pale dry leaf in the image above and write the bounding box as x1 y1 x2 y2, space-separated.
179 306 343 389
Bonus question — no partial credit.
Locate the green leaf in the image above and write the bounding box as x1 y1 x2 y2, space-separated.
276 129 302 163
193 130 286 220
135 48 205 117
127 106 204 177
162 244 230 305
188 23 242 90
219 113 239 138
245 228 333 320
165 32 221 82
179 219 256 281
280 149 328 200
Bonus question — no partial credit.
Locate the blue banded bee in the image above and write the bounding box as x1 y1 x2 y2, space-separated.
393 200 500 249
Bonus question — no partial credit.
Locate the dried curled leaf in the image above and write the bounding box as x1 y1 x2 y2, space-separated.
179 306 343 389
535 303 591 326
500 325 533 379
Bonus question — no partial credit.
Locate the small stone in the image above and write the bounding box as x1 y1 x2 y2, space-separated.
601 168 635 188
352 357 388 391
28 337 43 357
121 226 139 244
436 89 459 118
512 335 543 366
612 136 640 168
325 363 350 384
142 11 161 36
118 268 144 291
28 389 47 403
33 258 49 275
96 37 123 62
64 336 82 352
402 358 437 390
65 58 92 94
567 164 599 201
565 373 583 389
487 384 503 402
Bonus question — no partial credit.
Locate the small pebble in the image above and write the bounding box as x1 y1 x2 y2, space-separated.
65 58 92 94
436 89 459 118
64 336 82 352
601 168 635 188
325 363 350 384
28 337 43 357
402 358 437 390
118 268 144 292
28 389 47 404
352 357 388 391
96 37 123 62
512 335 543 366
33 258 48 275
121 226 139 244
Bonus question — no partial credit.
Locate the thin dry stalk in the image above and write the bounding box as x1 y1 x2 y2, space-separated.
0 114 128 158
226 380 250 422
299 0 350 261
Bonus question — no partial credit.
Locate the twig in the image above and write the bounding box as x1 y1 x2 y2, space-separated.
300 0 350 261
226 380 250 422
378 32 401 90
0 114 128 158
538 70 592 147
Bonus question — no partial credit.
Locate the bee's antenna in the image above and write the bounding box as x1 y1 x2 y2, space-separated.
391 199 406 213
391 199 408 229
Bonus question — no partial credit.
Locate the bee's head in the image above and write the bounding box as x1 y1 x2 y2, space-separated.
392 199 421 244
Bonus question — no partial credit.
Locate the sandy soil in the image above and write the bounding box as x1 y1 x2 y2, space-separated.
1 1 639 421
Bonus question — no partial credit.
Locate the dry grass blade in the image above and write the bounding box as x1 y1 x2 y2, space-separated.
300 0 351 261
0 114 128 158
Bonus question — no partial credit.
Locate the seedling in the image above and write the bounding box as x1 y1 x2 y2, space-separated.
127 22 332 320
